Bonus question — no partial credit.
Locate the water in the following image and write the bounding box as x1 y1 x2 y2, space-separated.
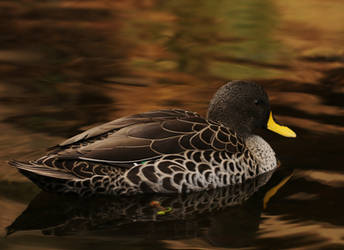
0 0 344 249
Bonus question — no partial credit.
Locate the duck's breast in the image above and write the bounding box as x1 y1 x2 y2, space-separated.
245 135 277 174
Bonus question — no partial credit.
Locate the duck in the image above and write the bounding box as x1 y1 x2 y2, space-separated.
9 80 296 196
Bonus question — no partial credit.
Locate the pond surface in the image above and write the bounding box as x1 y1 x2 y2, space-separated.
0 0 344 249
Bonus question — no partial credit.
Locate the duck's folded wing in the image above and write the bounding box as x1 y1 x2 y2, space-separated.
50 109 236 165
53 109 199 149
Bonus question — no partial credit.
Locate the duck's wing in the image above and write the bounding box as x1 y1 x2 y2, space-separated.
54 109 195 149
47 109 244 167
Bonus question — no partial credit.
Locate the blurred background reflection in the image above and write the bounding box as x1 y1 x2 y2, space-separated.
0 0 344 249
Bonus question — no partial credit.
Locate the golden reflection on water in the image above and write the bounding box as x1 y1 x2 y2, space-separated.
259 215 344 249
297 170 344 188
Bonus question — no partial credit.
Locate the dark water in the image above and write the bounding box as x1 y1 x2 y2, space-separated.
1 1 344 249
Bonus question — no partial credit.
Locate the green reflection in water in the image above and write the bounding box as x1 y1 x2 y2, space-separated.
210 62 280 79
125 0 289 79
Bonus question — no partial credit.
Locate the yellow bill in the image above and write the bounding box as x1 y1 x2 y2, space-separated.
267 112 296 138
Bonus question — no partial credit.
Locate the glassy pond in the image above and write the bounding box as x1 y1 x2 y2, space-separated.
1 0 344 249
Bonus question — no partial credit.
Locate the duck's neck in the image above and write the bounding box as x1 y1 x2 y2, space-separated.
245 135 277 174
207 112 253 139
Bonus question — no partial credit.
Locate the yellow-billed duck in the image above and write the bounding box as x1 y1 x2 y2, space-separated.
9 80 296 196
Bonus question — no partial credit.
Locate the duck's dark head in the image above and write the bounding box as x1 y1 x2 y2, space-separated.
207 80 296 138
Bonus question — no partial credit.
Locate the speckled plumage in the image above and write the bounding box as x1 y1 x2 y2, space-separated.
10 110 276 196
9 81 291 196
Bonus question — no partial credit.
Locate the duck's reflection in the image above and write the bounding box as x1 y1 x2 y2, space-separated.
7 166 293 248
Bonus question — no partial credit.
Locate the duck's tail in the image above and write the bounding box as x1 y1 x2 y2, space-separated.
8 160 76 179
8 160 81 194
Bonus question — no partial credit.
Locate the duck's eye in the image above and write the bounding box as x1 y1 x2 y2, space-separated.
254 99 264 105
